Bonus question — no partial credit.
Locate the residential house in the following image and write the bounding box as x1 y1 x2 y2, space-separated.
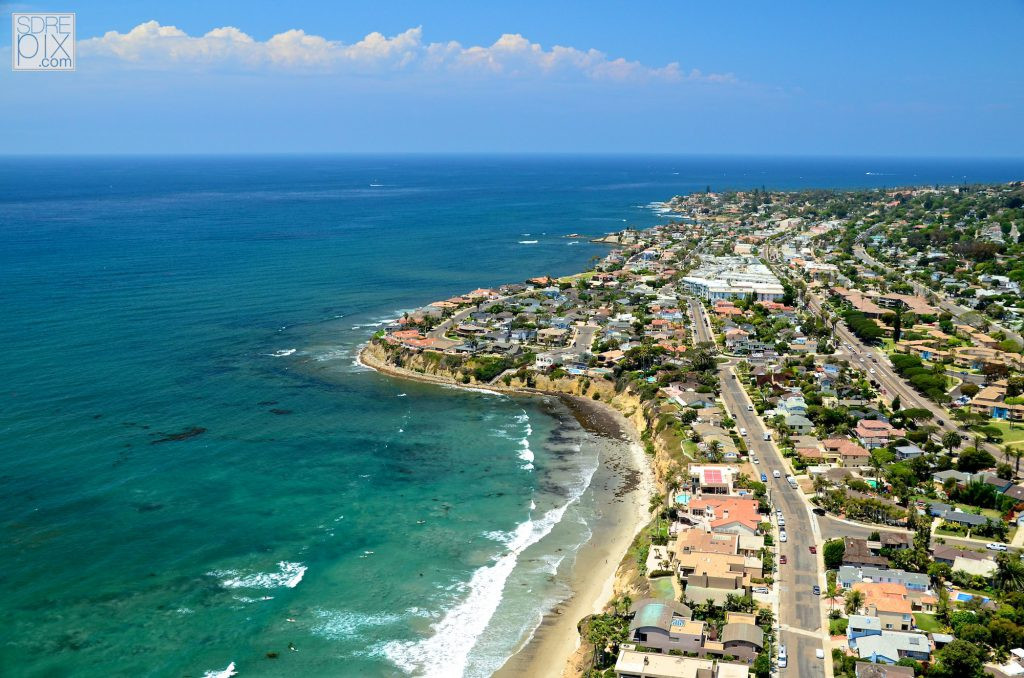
952 556 998 578
614 648 713 678
893 445 924 461
843 537 889 569
627 599 702 655
853 631 932 664
839 567 930 594
931 544 992 566
853 582 914 631
854 662 915 678
785 414 814 434
720 612 765 662
688 465 737 495
855 420 905 450
847 615 882 641
825 438 871 467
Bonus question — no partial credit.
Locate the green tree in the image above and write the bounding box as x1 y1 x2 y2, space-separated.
844 589 865 616
753 652 771 678
823 539 845 570
931 638 986 678
957 447 996 473
941 431 963 453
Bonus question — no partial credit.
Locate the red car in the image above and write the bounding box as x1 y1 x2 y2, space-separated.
809 546 817 554
779 555 788 565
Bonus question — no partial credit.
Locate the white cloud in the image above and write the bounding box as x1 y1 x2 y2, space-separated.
79 21 734 84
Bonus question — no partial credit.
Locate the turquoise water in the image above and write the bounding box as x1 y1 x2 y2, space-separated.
2 156 1022 677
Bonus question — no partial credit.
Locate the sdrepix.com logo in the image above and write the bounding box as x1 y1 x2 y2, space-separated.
12 13 75 71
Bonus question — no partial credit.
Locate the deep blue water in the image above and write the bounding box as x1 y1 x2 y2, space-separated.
1 155 1021 678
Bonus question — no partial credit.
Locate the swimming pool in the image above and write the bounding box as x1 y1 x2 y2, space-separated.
953 591 990 603
675 492 691 505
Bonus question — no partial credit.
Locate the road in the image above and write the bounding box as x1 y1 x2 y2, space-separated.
818 513 1023 555
807 289 1006 462
571 323 599 354
719 363 827 678
688 297 715 344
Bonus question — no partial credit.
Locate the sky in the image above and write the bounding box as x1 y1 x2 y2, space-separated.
1 0 1023 156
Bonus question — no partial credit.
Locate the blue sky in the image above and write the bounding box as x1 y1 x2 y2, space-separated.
2 0 1022 156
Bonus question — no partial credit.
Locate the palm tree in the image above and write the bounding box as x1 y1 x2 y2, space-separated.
706 439 723 462
844 589 865 616
813 474 828 497
995 553 1024 594
1007 445 1024 479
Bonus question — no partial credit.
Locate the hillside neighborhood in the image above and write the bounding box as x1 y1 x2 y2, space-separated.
370 181 1024 678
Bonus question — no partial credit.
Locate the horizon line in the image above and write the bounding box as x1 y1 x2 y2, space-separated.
1 151 1024 162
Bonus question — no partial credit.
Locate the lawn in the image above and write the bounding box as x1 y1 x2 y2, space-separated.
988 419 1024 451
914 613 944 633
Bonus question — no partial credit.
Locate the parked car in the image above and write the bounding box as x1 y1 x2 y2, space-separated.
812 585 820 595
753 586 770 594
761 473 768 482
779 555 787 565
752 455 759 464
987 542 1008 551
780 530 788 542
747 404 754 411
763 431 771 440
816 648 825 659
740 427 747 436
778 645 788 668
809 545 817 554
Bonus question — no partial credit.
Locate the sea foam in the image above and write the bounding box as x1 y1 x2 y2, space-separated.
201 662 237 678
209 561 307 589
383 460 597 678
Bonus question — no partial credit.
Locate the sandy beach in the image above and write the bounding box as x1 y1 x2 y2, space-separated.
492 396 654 678
358 344 655 678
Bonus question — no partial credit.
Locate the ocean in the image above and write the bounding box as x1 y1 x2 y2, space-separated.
2 155 1022 677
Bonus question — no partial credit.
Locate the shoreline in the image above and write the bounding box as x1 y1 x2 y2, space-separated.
357 344 655 677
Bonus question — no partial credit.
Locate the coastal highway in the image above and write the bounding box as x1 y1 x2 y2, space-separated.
718 363 828 678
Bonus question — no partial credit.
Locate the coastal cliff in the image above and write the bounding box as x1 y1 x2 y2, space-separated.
361 339 685 677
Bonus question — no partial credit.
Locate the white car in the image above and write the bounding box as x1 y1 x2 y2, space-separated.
746 404 754 411
773 470 781 479
987 542 1008 551
779 530 788 542
869 368 876 374
778 645 788 668
752 456 760 464
753 586 770 594
816 648 825 659
740 427 747 436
